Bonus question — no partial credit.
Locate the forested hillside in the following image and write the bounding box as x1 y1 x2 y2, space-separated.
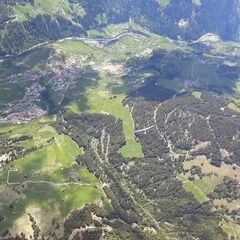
1 1 240 239
0 0 239 56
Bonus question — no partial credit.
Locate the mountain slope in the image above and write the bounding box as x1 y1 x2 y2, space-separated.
0 0 239 56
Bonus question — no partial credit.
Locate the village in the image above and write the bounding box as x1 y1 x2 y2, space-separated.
0 51 88 124
0 83 46 124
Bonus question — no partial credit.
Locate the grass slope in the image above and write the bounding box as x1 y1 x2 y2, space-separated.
0 119 111 235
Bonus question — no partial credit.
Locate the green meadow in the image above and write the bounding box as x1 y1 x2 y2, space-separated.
227 102 240 113
68 73 143 159
0 119 111 233
13 0 73 21
220 220 239 240
177 175 208 203
156 0 171 7
192 91 202 99
59 32 176 159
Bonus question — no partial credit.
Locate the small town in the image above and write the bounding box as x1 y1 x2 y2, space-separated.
0 83 46 124
0 53 87 123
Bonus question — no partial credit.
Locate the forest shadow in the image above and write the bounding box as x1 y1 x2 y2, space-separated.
41 67 100 114
123 47 240 100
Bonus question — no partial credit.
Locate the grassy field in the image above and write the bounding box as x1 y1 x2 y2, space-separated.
13 0 73 21
156 0 171 7
156 56 238 94
179 157 239 202
0 82 26 105
68 74 143 159
178 156 240 240
192 91 202 99
227 102 240 113
87 29 107 38
183 156 240 189
60 31 176 159
0 47 52 109
53 40 94 57
179 155 240 238
157 77 184 91
178 155 240 204
192 0 202 6
220 219 239 240
0 119 111 236
177 175 208 203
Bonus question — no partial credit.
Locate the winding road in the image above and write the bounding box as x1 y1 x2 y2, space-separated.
0 31 147 61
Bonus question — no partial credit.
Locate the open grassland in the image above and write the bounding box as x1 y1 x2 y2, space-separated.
106 22 161 38
9 134 83 183
0 183 106 236
61 32 175 159
177 175 208 203
179 156 240 239
179 156 240 197
68 74 143 159
192 0 202 6
53 40 94 57
13 0 74 21
192 91 202 99
0 82 26 106
0 47 52 109
53 29 175 63
178 156 240 202
0 119 111 236
156 0 171 7
100 34 175 61
227 102 240 113
156 77 184 91
184 156 240 187
14 47 51 72
156 55 239 95
105 23 130 37
87 29 107 39
220 219 240 240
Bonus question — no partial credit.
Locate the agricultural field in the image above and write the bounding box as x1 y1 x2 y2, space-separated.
68 72 143 159
0 118 111 237
13 0 76 21
54 26 176 159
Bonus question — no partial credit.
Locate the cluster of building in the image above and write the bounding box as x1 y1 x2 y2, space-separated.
6 70 48 83
48 67 81 91
0 51 94 124
0 83 46 124
184 79 201 89
47 55 86 91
